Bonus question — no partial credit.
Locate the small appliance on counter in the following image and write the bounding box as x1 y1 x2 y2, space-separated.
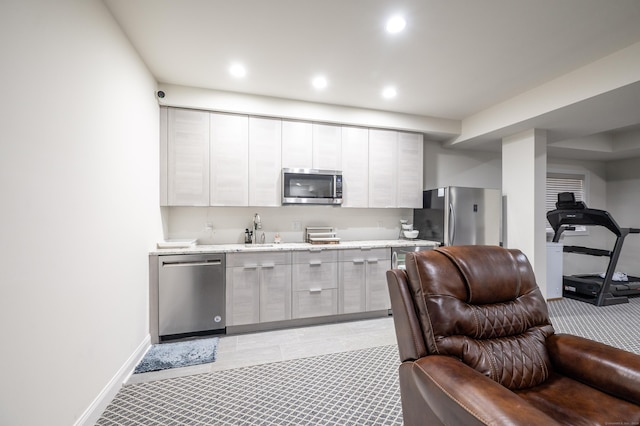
305 226 340 244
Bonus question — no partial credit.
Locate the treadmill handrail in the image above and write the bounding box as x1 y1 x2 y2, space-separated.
563 245 611 257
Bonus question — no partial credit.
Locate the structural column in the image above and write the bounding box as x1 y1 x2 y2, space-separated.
502 129 548 297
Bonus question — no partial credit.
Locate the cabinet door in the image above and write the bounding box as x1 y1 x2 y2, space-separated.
368 129 397 208
366 259 391 310
210 113 249 206
249 117 282 206
312 123 342 170
341 126 369 208
338 260 366 314
167 108 210 206
281 120 313 168
226 266 260 326
260 264 292 322
397 132 424 208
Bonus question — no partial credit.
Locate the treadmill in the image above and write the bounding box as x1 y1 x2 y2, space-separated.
547 192 640 306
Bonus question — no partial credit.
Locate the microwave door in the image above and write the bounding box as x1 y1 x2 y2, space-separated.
281 169 343 205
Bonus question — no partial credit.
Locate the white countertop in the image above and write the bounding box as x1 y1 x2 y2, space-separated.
150 239 440 255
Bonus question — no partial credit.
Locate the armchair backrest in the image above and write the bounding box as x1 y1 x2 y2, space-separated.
403 245 555 390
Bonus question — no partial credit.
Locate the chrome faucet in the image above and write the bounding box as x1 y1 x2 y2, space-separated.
252 213 263 244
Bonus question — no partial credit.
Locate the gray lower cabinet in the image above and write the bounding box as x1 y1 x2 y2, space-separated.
226 251 292 326
338 248 391 313
225 246 393 330
291 249 339 318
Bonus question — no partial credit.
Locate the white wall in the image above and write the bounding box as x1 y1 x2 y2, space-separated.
606 157 640 276
0 1 162 425
423 140 502 190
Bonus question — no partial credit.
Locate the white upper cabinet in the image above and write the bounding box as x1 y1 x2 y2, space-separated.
312 123 342 170
160 107 423 209
249 117 282 206
282 121 342 170
396 132 424 208
341 126 369 208
165 108 210 206
368 129 398 208
210 112 249 206
281 120 313 169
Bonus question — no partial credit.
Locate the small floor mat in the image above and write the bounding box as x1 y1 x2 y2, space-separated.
134 337 219 374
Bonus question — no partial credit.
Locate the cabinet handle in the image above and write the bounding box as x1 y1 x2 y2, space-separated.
309 260 322 266
261 263 275 268
162 260 222 267
352 259 365 264
243 264 258 269
309 288 322 293
367 259 379 263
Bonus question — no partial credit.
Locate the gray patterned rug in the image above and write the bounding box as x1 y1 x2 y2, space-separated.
98 296 640 425
99 344 402 425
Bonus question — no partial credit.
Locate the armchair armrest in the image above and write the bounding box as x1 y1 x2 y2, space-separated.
408 355 561 426
547 333 640 405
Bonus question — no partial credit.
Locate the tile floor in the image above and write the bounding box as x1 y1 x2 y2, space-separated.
127 316 397 385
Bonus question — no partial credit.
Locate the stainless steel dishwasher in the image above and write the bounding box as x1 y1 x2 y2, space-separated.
158 253 226 340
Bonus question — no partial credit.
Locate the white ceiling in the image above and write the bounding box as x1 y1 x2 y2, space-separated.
104 0 640 160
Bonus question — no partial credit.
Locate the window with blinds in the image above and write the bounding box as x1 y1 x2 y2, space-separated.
546 172 587 233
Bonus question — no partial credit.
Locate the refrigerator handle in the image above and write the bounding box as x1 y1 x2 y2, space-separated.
449 202 455 245
391 251 398 269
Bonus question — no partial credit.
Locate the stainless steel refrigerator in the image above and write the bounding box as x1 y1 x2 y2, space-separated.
413 187 502 246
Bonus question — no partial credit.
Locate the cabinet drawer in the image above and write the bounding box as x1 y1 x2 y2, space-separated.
226 251 291 268
292 289 338 319
292 262 338 291
338 248 390 262
292 248 338 264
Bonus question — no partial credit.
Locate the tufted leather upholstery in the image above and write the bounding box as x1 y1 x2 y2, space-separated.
387 245 640 425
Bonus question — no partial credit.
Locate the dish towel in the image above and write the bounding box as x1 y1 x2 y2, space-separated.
598 271 628 281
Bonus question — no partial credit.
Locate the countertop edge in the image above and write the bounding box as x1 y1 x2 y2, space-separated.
150 239 440 255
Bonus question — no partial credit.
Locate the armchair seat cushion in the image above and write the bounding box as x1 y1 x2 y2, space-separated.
515 372 640 425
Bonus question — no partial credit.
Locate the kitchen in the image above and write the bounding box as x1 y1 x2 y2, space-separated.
152 106 445 341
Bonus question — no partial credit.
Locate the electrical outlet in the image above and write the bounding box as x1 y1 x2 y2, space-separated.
292 221 302 231
205 222 214 231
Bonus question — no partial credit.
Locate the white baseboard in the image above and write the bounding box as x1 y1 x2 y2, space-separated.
75 335 151 426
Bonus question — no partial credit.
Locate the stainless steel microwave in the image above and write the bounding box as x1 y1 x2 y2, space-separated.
282 168 343 205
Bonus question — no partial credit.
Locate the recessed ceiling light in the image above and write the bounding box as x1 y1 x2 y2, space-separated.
229 63 247 78
382 86 397 99
312 75 328 90
386 15 406 34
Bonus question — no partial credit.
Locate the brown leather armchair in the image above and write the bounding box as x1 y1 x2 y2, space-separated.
387 245 640 425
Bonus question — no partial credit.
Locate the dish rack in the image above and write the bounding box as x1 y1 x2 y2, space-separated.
305 226 340 244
